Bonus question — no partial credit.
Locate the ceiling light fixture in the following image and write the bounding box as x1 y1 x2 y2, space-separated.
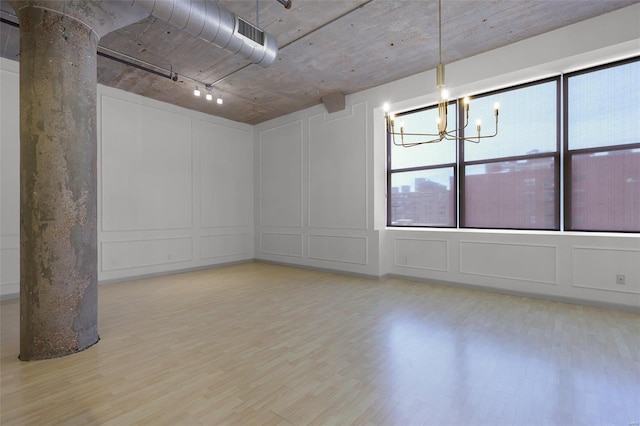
216 97 223 105
385 0 499 146
194 86 201 97
205 84 213 101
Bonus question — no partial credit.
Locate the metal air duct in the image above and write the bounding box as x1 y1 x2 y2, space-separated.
130 0 278 68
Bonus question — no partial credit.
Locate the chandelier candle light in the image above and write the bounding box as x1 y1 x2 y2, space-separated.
385 0 499 146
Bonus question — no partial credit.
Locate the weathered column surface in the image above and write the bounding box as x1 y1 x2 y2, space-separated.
15 4 99 360
9 0 148 360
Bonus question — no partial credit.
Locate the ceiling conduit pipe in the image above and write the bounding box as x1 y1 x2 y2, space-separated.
130 0 278 67
276 0 292 9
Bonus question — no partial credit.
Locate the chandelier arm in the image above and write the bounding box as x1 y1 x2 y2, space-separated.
389 131 443 137
462 112 470 130
404 138 445 146
440 115 498 142
442 131 460 141
442 115 470 139
458 119 500 143
387 120 444 138
392 134 445 146
476 117 499 139
462 136 481 144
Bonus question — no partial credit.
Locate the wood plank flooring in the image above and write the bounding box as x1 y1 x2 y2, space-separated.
1 262 639 425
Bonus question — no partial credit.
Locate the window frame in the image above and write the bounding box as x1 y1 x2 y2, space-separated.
459 77 561 231
386 57 639 233
563 56 640 233
386 101 458 228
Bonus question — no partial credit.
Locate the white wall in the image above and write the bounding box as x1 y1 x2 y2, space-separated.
254 100 381 276
0 59 20 296
0 58 254 296
2 4 639 308
254 4 640 309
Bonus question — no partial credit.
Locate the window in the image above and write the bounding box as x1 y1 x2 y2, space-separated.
387 104 456 227
461 79 559 230
387 56 639 233
565 58 640 232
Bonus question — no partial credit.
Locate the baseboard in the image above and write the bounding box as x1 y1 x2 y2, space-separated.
1 260 255 301
255 259 384 281
4 261 637 313
1 292 19 301
386 273 640 313
98 259 254 286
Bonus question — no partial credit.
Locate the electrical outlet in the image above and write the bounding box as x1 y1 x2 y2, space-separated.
616 274 626 285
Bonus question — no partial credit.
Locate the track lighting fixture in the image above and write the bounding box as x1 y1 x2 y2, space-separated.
193 83 222 105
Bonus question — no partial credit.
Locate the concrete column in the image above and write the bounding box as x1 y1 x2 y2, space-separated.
14 4 99 360
8 0 148 360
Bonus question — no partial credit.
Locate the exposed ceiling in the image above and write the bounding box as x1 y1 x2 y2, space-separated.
1 0 638 124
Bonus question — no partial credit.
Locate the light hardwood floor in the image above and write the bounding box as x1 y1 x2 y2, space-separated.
1 262 638 425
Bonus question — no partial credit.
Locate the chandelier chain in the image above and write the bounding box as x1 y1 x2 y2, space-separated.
439 0 442 65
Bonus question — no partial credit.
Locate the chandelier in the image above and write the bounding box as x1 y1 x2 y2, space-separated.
385 0 499 146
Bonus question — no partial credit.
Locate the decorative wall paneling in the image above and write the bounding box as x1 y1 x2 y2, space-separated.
256 102 376 275
387 230 639 309
308 235 368 265
459 241 558 284
97 85 254 283
308 102 368 230
198 120 253 229
200 233 251 260
101 237 193 271
252 3 640 305
0 60 20 297
258 120 303 228
0 236 19 296
2 6 639 305
572 246 640 294
101 96 193 232
259 232 304 257
394 238 449 272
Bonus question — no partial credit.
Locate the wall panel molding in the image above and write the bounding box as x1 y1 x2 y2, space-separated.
100 95 193 232
201 234 250 259
198 120 252 229
308 102 368 230
0 246 19 295
101 237 193 272
308 234 368 265
459 240 557 284
259 120 303 228
572 246 640 294
394 238 449 271
259 232 303 257
200 225 251 234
